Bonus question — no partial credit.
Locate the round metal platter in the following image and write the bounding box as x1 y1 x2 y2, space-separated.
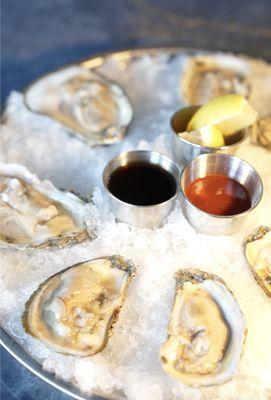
1 47 271 400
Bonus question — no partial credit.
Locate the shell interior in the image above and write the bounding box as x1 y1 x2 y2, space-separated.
0 163 92 248
22 255 136 356
160 269 246 387
250 116 271 150
181 54 250 105
244 226 271 297
25 66 133 145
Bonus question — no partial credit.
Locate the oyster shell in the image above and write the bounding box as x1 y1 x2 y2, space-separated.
250 115 271 150
160 269 246 387
22 255 136 356
181 54 250 105
0 163 93 248
25 66 133 145
244 226 271 297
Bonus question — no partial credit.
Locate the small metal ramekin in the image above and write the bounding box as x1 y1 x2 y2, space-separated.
102 150 181 229
180 153 263 235
170 106 249 166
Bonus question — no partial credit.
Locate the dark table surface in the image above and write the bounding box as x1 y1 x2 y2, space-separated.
1 0 271 399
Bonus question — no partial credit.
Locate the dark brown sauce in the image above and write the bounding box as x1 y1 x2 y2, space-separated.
185 174 251 216
108 161 177 206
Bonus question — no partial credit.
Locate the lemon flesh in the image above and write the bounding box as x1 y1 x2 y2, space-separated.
187 94 257 137
180 125 225 147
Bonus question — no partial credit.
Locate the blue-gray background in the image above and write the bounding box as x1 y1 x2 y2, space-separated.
1 0 271 398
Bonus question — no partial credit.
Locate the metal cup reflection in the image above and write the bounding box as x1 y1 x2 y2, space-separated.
103 150 181 229
170 106 248 167
180 153 263 235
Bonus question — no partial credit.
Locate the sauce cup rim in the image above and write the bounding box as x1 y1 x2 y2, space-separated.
180 153 264 219
170 107 249 151
171 125 249 151
102 150 181 209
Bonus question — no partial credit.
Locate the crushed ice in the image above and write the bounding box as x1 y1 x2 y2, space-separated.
1 52 271 400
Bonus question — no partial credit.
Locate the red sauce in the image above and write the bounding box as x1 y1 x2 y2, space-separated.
185 174 251 216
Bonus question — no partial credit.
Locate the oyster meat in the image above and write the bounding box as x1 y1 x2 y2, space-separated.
250 115 271 150
0 163 93 248
22 255 136 356
181 54 250 105
25 66 133 145
160 269 246 387
244 226 271 297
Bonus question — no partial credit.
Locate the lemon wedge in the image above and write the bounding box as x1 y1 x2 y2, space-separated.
180 125 225 147
187 94 257 136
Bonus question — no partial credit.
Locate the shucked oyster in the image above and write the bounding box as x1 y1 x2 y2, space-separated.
160 269 246 387
250 115 271 150
0 163 93 248
181 54 250 105
244 226 271 297
25 66 133 145
22 255 136 356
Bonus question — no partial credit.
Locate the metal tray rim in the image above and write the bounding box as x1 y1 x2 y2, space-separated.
2 45 269 400
0 327 106 400
0 46 156 400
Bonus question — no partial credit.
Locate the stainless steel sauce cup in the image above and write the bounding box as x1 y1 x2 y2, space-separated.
170 106 248 167
180 153 263 235
103 150 181 229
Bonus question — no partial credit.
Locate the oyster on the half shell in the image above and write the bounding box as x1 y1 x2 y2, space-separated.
244 226 271 297
0 163 94 248
250 115 271 150
160 269 246 387
22 255 136 356
181 54 250 105
25 66 133 145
